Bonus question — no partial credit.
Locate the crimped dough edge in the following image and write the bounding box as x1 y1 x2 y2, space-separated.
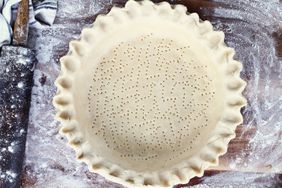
53 0 247 187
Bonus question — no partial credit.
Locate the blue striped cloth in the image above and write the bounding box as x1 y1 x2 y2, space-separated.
0 0 57 47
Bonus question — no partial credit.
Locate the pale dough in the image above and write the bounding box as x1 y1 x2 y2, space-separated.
53 0 246 187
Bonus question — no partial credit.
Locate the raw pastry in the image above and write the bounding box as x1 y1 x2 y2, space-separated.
53 0 246 187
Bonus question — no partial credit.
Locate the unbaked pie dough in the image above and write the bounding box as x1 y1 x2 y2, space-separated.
53 0 246 187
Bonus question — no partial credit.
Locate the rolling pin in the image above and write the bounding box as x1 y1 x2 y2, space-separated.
0 0 36 187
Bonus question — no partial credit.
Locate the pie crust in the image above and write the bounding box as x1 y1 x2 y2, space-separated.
53 0 246 187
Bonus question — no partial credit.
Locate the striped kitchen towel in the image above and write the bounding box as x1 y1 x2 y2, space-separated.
0 0 57 47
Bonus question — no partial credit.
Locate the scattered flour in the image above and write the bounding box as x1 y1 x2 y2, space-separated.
21 0 282 187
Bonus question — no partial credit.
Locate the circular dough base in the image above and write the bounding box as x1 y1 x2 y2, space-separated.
81 34 221 171
54 0 246 187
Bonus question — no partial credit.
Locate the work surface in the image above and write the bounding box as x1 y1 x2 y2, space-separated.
22 0 282 187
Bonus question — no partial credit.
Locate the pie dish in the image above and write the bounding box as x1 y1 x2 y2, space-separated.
53 0 246 187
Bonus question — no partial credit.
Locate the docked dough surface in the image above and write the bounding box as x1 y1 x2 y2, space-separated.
54 0 246 187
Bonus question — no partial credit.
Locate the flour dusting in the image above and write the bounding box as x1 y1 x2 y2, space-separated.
207 0 282 173
21 0 282 187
